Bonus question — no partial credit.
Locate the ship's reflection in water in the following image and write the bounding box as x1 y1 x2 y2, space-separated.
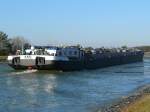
0 59 150 112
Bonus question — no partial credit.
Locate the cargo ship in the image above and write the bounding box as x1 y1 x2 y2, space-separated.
7 46 144 71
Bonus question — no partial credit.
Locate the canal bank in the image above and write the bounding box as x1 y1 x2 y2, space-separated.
0 56 7 62
121 94 150 112
98 84 150 112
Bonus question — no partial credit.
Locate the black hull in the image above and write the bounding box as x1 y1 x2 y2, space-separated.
37 54 144 71
84 54 143 70
37 60 84 71
8 53 144 71
8 64 37 70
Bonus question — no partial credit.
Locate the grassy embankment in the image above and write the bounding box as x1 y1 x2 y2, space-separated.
121 94 150 112
99 85 150 112
0 56 7 62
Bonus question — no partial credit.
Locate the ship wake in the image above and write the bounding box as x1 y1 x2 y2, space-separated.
12 69 38 75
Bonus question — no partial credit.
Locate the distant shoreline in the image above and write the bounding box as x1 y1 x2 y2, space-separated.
98 84 150 112
144 52 150 58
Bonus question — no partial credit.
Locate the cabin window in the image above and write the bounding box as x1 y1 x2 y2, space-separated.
64 51 66 55
59 52 62 56
74 51 77 55
69 51 72 55
51 53 55 56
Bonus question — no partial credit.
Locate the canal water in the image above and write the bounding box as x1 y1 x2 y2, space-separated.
0 59 150 112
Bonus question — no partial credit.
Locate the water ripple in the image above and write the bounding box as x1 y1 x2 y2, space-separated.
0 59 150 112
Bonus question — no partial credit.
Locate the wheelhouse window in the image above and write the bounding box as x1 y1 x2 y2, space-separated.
69 51 72 55
64 51 66 55
51 53 55 56
59 52 62 56
74 51 77 55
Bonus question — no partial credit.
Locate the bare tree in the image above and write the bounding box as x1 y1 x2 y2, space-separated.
10 36 31 54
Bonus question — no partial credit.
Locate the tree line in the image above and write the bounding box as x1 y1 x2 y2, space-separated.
0 31 31 55
135 46 150 52
1 30 150 56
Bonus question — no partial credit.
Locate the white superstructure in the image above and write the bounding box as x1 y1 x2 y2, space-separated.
7 46 84 70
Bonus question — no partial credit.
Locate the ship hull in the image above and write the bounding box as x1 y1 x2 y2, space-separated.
37 60 84 71
8 64 37 70
84 53 144 69
7 55 38 70
7 51 144 71
37 53 144 71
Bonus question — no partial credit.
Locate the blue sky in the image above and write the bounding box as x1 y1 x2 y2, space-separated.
0 0 150 47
